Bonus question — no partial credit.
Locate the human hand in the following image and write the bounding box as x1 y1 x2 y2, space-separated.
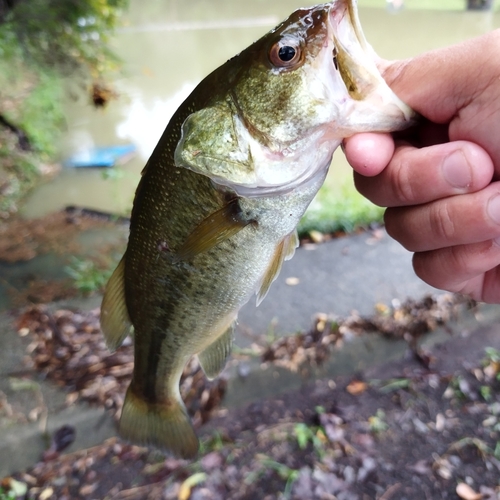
343 30 500 302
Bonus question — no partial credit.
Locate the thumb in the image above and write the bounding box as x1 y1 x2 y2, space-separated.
378 30 500 125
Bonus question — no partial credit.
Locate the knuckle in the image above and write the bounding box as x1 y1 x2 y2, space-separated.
428 202 456 243
384 208 418 251
413 247 465 292
392 158 416 204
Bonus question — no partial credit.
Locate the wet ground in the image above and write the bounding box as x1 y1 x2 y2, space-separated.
0 213 500 499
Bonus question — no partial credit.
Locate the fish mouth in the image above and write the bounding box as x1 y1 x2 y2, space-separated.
327 0 416 130
176 1 417 199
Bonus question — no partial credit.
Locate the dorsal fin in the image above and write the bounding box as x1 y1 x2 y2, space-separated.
197 323 234 380
100 256 133 351
256 230 299 306
176 199 253 261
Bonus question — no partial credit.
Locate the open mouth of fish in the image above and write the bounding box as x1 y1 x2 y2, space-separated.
230 0 414 197
176 0 415 198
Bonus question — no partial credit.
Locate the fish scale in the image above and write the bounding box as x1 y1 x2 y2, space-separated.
100 0 415 459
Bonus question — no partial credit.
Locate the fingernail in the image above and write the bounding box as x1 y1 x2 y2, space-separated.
441 150 472 189
487 194 500 225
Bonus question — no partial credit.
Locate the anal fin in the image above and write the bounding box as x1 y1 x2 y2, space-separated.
198 323 234 380
100 255 133 351
256 230 299 306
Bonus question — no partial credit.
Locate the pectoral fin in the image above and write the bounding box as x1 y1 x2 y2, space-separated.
100 256 133 351
177 199 252 260
256 230 299 306
198 323 234 380
283 229 299 261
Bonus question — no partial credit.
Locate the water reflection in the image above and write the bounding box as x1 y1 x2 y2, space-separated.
386 0 404 12
116 82 196 160
20 0 500 218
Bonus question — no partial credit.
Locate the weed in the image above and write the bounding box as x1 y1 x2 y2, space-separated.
65 257 113 295
199 431 225 454
377 378 411 393
483 347 500 381
0 479 27 499
481 385 492 401
484 347 500 363
368 409 389 433
259 457 299 499
444 376 468 401
294 423 327 459
298 175 384 237
0 488 16 500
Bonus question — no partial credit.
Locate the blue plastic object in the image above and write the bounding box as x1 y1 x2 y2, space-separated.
65 144 136 168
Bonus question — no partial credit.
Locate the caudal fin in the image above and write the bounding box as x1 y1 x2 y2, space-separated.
119 387 199 459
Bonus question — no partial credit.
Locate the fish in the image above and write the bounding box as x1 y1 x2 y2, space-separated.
100 0 415 459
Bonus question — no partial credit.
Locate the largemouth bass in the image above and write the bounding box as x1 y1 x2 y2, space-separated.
101 0 414 458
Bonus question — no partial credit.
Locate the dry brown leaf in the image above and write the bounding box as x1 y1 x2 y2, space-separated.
346 380 367 395
456 482 483 500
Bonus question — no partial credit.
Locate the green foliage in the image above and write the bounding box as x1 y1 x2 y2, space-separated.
481 385 492 401
199 431 225 454
0 479 27 500
298 180 384 237
0 0 127 78
0 128 41 216
0 0 128 217
368 409 389 433
377 378 411 394
0 66 64 156
259 458 299 499
0 488 16 500
65 257 113 295
484 347 500 364
495 441 500 460
294 423 323 451
483 347 500 381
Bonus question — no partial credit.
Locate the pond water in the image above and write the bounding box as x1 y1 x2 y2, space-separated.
20 0 500 218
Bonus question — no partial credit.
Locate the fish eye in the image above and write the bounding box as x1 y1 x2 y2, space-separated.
269 40 302 68
279 46 296 61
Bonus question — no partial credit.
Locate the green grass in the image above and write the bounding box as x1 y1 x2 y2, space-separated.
65 257 114 295
298 152 384 237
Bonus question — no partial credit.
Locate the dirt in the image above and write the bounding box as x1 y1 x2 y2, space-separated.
0 209 126 264
0 209 128 308
2 299 500 499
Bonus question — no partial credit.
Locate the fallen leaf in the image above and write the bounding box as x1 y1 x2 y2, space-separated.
308 230 324 243
456 482 482 500
178 472 207 500
39 487 54 500
79 483 98 496
346 380 367 395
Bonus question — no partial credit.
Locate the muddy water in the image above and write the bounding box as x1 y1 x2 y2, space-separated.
20 1 500 218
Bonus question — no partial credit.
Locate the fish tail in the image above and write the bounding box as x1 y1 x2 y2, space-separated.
119 386 199 459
